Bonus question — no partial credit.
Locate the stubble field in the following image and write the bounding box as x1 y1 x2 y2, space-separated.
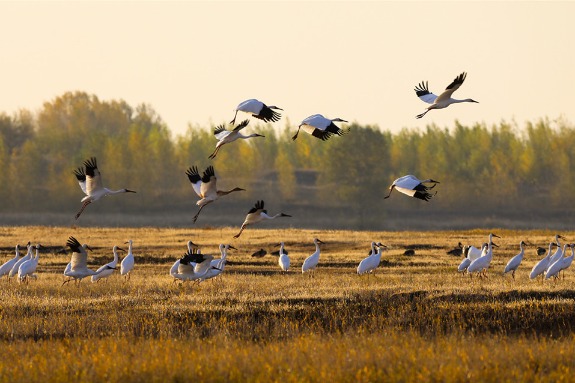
1 226 575 382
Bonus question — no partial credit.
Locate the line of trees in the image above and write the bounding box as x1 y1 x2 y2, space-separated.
0 91 573 229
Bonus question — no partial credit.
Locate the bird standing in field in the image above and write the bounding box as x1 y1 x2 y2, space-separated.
384 175 439 201
546 243 575 280
120 239 135 280
74 157 136 219
467 241 497 277
185 165 245 223
170 249 216 282
357 242 387 276
202 244 235 281
292 114 348 141
208 120 264 159
9 242 32 278
547 234 568 269
458 243 486 274
277 242 290 272
503 240 527 279
230 99 283 125
233 200 291 238
447 242 464 257
0 244 23 279
414 72 478 119
62 236 98 285
467 233 501 260
302 238 325 274
530 242 557 280
91 245 125 282
17 244 42 283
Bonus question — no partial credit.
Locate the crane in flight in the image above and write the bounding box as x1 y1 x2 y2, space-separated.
414 72 478 119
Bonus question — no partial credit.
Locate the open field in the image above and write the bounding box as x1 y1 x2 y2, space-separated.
2 226 575 382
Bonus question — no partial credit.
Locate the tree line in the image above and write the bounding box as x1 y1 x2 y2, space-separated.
0 91 573 229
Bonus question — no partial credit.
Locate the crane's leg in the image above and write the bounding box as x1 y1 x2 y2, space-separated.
291 127 301 141
233 224 247 239
512 270 515 279
193 201 213 224
383 186 395 199
230 110 239 125
75 200 92 220
416 110 429 119
208 145 222 160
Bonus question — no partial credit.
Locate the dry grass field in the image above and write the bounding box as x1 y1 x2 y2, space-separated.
2 226 575 382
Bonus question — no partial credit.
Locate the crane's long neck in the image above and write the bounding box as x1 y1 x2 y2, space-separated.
452 98 475 104
105 188 130 196
218 187 243 196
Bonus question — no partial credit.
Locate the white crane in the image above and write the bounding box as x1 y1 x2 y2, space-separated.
503 241 527 279
170 249 216 282
466 233 501 260
61 236 100 285
120 239 135 280
547 234 568 269
278 242 290 272
530 242 557 280
0 244 23 279
302 238 325 274
91 245 125 282
233 200 291 238
458 243 487 274
546 243 575 280
546 242 570 278
384 175 440 201
230 99 282 125
202 244 235 281
18 244 42 283
74 157 136 219
357 242 387 275
208 120 264 159
467 241 497 277
9 242 32 278
292 114 348 141
414 72 478 119
186 165 245 223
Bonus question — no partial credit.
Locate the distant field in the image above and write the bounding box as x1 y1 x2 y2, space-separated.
1 226 575 382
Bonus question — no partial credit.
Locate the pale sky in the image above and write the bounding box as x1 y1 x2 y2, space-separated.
0 1 573 137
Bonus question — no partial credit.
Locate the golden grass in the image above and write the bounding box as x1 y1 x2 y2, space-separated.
1 226 575 382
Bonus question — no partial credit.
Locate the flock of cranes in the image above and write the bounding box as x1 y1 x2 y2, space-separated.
0 71 487 284
69 71 481 226
3 232 575 284
456 233 575 281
